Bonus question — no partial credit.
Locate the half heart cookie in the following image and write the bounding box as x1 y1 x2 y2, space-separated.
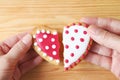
32 26 60 65
63 23 92 70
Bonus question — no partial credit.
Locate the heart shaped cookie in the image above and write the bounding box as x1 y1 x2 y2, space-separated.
63 23 92 70
32 26 60 65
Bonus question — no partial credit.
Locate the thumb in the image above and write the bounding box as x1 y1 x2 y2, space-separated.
88 25 120 52
5 34 32 62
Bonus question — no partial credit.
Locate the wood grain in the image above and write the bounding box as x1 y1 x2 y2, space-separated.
0 0 119 80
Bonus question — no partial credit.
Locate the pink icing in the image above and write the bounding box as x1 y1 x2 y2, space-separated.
35 31 60 60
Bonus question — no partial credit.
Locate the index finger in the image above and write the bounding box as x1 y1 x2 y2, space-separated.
0 32 27 55
80 17 120 34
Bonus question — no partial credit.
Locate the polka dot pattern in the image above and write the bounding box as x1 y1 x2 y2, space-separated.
52 44 56 49
65 59 69 63
70 53 74 57
71 37 75 41
72 23 76 25
63 24 90 68
45 46 49 50
37 30 40 34
41 29 45 33
52 31 57 35
52 51 57 55
75 45 79 49
66 26 69 28
46 30 50 34
83 31 87 35
65 45 69 49
65 30 69 34
38 48 41 51
38 38 43 42
51 38 55 42
80 38 84 42
35 30 60 60
43 34 47 39
74 29 78 33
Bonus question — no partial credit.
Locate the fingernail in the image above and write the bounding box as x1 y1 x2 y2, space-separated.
34 56 43 64
22 34 32 45
87 25 99 35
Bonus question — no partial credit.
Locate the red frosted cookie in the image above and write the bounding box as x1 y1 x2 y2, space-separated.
63 23 92 70
32 26 60 65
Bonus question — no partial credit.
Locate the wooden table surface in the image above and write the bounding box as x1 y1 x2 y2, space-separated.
0 0 120 80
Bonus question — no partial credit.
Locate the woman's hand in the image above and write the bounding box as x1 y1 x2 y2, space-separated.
80 17 120 79
0 33 42 80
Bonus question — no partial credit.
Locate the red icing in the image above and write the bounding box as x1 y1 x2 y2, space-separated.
72 23 76 25
35 31 60 59
78 23 82 26
66 26 70 28
80 38 84 42
74 29 78 33
64 68 68 71
65 59 69 63
76 59 81 63
83 31 87 35
65 45 69 49
84 24 89 28
72 63 76 66
65 30 69 34
70 53 74 57
75 45 79 49
71 37 75 41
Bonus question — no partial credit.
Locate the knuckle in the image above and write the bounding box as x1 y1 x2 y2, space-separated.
0 42 10 54
100 31 111 46
15 41 27 51
97 17 112 28
97 17 107 27
102 31 110 41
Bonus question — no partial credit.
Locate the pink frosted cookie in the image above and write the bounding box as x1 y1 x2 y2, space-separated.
32 26 60 65
63 23 92 70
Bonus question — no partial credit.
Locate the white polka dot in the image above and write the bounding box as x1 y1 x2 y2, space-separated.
43 34 47 39
49 57 53 61
46 30 50 34
38 38 43 42
52 51 57 55
45 46 49 50
41 29 45 33
34 42 37 46
52 31 57 35
33 35 36 38
36 30 40 34
52 44 56 49
51 38 55 42
43 53 47 57
38 48 41 51
56 60 60 63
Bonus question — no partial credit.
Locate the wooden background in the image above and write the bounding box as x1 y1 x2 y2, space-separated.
0 0 120 80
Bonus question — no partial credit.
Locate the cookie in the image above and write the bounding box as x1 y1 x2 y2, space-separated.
32 26 60 65
63 23 92 70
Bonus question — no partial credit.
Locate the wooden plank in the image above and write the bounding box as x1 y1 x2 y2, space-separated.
0 0 119 80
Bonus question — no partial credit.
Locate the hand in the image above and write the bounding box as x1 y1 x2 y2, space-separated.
0 33 42 80
80 17 120 79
